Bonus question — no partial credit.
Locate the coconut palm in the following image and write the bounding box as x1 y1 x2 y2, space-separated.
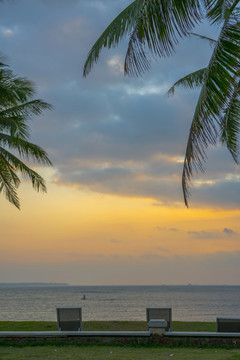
83 0 240 206
0 60 52 209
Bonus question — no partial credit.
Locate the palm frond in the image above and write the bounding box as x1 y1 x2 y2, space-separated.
220 80 240 163
0 133 52 166
0 74 34 105
0 64 35 105
0 115 30 139
124 0 203 76
0 100 52 141
168 68 207 95
0 147 47 193
190 32 217 47
83 0 146 77
182 18 240 206
0 155 20 209
0 99 53 117
206 0 232 23
0 58 52 208
83 0 203 77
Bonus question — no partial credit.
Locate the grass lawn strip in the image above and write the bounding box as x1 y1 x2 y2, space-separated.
0 345 240 360
0 321 216 332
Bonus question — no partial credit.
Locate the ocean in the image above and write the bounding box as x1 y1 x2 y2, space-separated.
0 285 239 322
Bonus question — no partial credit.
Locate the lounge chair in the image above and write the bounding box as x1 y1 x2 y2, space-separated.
146 307 172 332
56 307 82 331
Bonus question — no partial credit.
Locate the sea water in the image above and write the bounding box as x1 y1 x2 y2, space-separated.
0 285 239 322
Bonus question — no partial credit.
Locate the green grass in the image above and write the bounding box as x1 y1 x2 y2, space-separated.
173 321 216 332
0 345 240 360
0 320 216 332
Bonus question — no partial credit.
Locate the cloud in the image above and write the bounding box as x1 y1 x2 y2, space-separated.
107 56 124 75
187 231 220 239
156 227 179 232
124 82 169 96
187 228 238 239
223 228 236 235
110 239 122 243
1 0 239 210
2 28 15 36
155 247 171 254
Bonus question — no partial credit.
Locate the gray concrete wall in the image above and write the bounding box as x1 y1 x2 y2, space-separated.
1 331 240 346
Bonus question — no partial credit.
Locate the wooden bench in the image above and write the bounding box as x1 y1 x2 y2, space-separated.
217 317 240 332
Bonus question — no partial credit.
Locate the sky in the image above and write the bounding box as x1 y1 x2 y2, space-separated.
0 0 240 285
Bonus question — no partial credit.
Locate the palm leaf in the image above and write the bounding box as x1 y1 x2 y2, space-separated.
0 100 52 141
0 99 53 117
0 71 35 105
182 18 240 206
206 0 231 23
168 68 207 95
124 0 203 76
0 133 52 166
83 0 146 77
0 155 20 209
0 61 35 105
220 80 240 163
83 0 203 77
206 0 240 23
0 57 52 208
0 115 29 139
0 146 47 194
190 33 217 47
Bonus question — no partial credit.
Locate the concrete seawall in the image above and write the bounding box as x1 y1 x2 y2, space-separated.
1 331 240 346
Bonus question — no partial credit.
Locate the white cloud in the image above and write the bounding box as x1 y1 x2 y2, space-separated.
1 27 16 36
107 55 124 74
124 83 169 96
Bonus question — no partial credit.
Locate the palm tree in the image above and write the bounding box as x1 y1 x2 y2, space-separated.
0 59 52 209
83 0 240 206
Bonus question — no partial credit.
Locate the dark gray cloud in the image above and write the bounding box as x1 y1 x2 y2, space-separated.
223 228 236 235
1 0 239 209
189 179 240 209
188 228 238 239
156 227 237 239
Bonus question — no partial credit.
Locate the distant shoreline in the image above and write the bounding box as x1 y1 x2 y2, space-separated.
0 283 69 287
0 283 240 287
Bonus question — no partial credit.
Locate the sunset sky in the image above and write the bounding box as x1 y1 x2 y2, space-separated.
1 0 240 285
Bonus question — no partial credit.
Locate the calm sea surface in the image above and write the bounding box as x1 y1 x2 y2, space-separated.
0 285 239 322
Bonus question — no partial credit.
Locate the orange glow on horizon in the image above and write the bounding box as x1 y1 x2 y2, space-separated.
1 179 240 269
